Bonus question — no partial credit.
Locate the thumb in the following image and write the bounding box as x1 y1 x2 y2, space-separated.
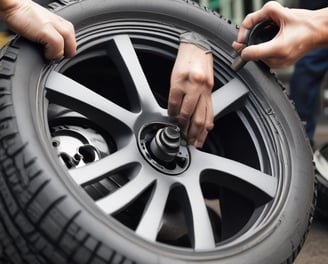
241 40 278 61
43 29 65 59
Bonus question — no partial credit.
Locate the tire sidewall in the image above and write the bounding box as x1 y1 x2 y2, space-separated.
8 0 314 263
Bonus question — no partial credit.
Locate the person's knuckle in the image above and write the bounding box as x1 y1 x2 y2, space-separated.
207 77 214 88
61 21 75 37
44 29 63 46
206 121 214 131
179 110 191 120
42 32 64 58
175 69 189 80
189 70 208 84
193 116 206 129
242 13 256 28
38 26 51 39
67 21 75 32
264 1 279 10
263 1 282 15
242 14 252 25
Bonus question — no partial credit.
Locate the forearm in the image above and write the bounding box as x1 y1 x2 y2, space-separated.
310 7 328 49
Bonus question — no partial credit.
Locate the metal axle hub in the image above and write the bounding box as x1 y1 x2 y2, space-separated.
138 122 190 175
150 126 181 162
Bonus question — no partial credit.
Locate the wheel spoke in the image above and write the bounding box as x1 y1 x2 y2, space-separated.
69 141 137 185
212 77 249 118
96 168 155 214
190 148 277 199
45 71 138 127
107 35 162 113
184 180 216 250
136 178 171 241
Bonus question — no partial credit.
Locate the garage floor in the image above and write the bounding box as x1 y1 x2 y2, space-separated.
295 216 328 264
294 122 328 264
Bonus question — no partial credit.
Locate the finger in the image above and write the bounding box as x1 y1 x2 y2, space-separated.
193 96 214 148
194 129 208 148
241 37 282 62
42 26 65 59
232 41 245 52
236 27 250 45
56 20 76 57
187 95 206 146
205 95 214 132
179 91 200 132
237 12 268 44
168 85 184 118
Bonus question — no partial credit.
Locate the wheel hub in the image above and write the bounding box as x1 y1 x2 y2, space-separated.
51 124 110 169
138 122 190 175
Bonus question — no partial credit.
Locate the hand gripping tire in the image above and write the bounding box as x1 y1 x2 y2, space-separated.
0 0 315 263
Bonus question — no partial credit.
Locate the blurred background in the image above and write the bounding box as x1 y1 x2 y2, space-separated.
0 0 327 263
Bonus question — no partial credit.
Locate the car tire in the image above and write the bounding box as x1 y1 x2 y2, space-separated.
0 0 315 264
314 144 328 219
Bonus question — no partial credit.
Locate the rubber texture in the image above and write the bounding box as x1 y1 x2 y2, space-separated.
316 173 328 219
0 0 315 263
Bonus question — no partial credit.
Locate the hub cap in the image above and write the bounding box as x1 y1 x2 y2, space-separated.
138 122 190 175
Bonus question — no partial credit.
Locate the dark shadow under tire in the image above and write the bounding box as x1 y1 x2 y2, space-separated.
0 0 315 263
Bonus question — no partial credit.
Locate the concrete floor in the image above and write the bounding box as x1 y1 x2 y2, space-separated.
294 122 328 264
295 216 328 264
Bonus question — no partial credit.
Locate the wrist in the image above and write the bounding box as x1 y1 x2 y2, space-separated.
310 8 328 48
180 31 212 53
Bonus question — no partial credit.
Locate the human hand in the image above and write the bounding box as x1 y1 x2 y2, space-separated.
232 1 327 68
168 42 214 148
0 0 76 59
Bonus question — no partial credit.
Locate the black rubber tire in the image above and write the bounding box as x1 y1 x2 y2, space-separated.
316 173 328 219
0 0 315 264
314 143 328 219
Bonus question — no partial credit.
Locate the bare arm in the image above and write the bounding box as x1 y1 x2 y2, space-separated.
168 39 214 148
0 0 76 59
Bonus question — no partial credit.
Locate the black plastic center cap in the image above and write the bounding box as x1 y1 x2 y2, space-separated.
150 126 181 162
